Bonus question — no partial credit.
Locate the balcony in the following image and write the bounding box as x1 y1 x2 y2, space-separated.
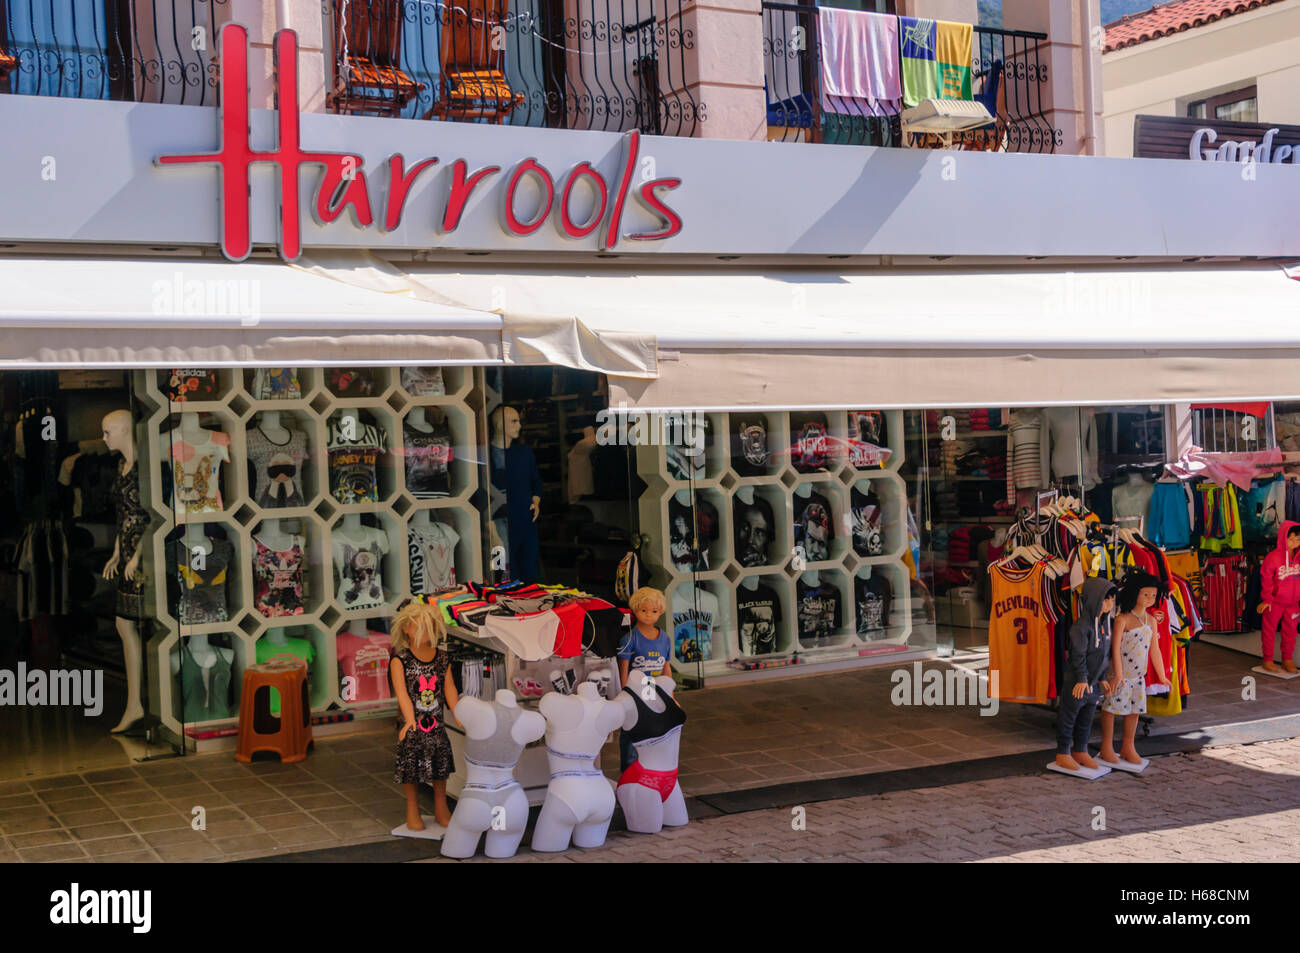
762 2 1057 153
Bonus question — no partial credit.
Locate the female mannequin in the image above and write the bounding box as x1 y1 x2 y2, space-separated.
170 634 235 723
101 410 150 733
616 670 688 834
440 689 546 859
531 681 625 852
488 406 542 582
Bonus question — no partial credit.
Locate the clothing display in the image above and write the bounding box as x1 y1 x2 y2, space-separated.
250 367 301 400
163 369 221 402
671 587 718 662
393 649 455 783
332 525 390 611
736 583 782 655
1194 484 1243 553
111 459 149 619
988 561 1056 704
480 612 561 661
408 520 459 594
252 534 306 617
618 627 672 676
246 425 308 508
336 629 392 703
173 537 233 625
403 414 453 498
848 410 890 469
730 414 770 476
791 415 830 473
793 490 835 563
668 496 718 572
256 634 317 714
796 578 842 643
327 415 386 504
666 416 711 482
1057 578 1116 755
489 442 544 583
850 486 885 557
1259 520 1300 662
1042 407 1098 490
170 427 230 514
401 366 445 397
328 368 376 398
1006 410 1047 494
733 495 774 568
619 683 686 753
1147 480 1191 549
1111 478 1154 525
178 640 233 723
854 573 892 635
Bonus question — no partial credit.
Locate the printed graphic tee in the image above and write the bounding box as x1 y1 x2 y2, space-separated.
250 367 301 401
253 534 306 617
163 369 221 403
794 491 835 563
849 410 891 469
736 584 782 656
170 428 231 514
336 630 393 703
247 426 309 508
791 414 830 473
617 627 672 676
668 496 719 572
855 574 893 636
850 486 885 558
734 496 775 568
402 416 453 498
408 521 460 594
666 416 712 483
328 415 387 504
401 366 445 397
671 587 719 662
327 368 376 398
796 579 843 644
731 414 770 477
332 525 390 611
173 537 234 625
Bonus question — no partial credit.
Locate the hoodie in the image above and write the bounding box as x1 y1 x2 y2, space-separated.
1066 577 1117 689
1261 519 1300 608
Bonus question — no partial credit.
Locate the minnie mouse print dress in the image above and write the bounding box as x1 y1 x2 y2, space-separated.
393 649 456 784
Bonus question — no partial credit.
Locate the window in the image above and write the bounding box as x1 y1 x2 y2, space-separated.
1186 85 1257 124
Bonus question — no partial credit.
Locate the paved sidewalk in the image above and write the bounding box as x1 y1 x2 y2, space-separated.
429 736 1300 863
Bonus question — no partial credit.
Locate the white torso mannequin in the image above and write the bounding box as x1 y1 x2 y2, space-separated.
740 576 759 592
736 485 754 505
1043 406 1099 490
441 690 546 859
531 682 624 852
802 569 821 586
794 483 812 501
411 509 432 531
1112 472 1154 522
256 519 293 552
258 411 291 443
406 407 433 434
616 670 688 834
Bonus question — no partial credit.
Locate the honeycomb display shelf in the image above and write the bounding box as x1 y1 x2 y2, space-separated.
136 367 487 745
635 410 915 683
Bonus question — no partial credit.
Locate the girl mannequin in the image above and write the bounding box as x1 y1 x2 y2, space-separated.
390 599 460 831
1099 571 1169 767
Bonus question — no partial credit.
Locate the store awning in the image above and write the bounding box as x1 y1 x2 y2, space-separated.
392 261 1300 410
0 256 502 367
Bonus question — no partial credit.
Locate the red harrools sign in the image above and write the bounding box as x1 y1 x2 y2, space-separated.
156 26 684 262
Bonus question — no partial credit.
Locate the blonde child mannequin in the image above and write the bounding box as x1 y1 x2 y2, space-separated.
390 598 461 831
617 586 674 772
1099 571 1169 767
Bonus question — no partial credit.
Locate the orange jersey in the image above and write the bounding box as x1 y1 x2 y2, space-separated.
988 562 1055 704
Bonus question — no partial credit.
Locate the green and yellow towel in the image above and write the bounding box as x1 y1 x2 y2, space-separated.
899 16 972 107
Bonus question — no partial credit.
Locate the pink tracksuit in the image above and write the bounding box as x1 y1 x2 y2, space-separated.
1260 520 1300 663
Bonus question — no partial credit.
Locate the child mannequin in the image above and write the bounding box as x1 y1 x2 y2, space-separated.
1099 571 1169 766
1055 578 1117 771
617 586 673 771
1257 520 1300 674
390 598 461 831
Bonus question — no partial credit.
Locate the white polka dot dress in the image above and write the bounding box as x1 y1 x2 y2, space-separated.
1103 622 1153 716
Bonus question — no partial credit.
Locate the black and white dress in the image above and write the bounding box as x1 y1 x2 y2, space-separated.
393 649 455 784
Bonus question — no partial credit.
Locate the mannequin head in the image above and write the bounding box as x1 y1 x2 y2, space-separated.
490 406 522 444
391 598 446 653
102 410 133 453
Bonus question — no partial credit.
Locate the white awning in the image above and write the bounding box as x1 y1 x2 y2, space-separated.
0 255 502 367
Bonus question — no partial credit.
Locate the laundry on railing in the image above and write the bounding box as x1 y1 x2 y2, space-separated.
816 7 899 117
899 16 972 107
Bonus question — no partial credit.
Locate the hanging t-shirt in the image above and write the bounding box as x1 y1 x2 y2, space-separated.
850 486 885 557
796 579 843 643
408 521 460 594
250 368 301 401
246 426 309 508
252 534 306 617
332 525 390 611
162 369 221 403
849 410 891 469
327 368 376 398
794 491 835 563
174 537 234 625
668 496 719 572
617 627 672 676
402 417 453 498
736 584 782 656
734 495 775 568
401 366 445 397
170 428 231 514
336 630 393 703
671 588 719 663
731 414 770 477
256 635 316 714
327 415 386 504
791 415 830 473
666 416 711 482
855 573 893 636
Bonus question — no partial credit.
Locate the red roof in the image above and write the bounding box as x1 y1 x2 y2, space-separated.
1104 0 1288 52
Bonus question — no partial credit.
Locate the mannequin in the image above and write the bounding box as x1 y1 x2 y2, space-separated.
337 618 390 703
248 411 307 508
439 689 546 859
567 425 597 503
252 519 306 617
797 569 841 644
737 575 781 656
1007 408 1049 506
164 413 229 517
531 681 625 852
1112 469 1154 524
793 483 833 564
670 584 718 663
174 523 232 625
1043 406 1099 491
408 508 460 593
256 518 293 552
669 488 718 572
488 406 541 582
101 410 150 733
616 670 688 834
333 513 388 610
403 406 452 499
170 634 235 723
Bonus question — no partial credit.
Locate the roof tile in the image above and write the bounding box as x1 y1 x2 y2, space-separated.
1103 0 1287 52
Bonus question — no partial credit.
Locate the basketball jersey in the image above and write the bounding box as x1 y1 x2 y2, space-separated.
988 562 1056 704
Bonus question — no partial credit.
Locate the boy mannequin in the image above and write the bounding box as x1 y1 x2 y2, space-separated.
1055 578 1117 771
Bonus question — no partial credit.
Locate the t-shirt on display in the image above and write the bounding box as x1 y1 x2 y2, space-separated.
796 579 843 644
855 574 893 636
850 486 885 557
791 415 830 473
671 587 719 662
247 425 308 508
252 534 306 617
668 496 719 572
794 491 835 563
173 537 233 625
335 630 392 702
730 414 770 476
401 366 445 397
849 410 891 469
328 415 386 504
250 367 301 400
402 417 453 498
170 428 231 514
736 584 782 656
408 521 460 594
332 525 390 611
163 368 221 402
734 495 775 568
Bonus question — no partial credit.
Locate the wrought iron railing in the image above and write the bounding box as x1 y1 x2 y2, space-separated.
327 0 701 136
762 3 1058 153
0 0 225 104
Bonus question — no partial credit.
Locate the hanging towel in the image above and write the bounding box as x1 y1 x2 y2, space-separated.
817 7 900 115
899 16 972 107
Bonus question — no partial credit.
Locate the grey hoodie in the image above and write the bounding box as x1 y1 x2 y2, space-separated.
1066 577 1117 689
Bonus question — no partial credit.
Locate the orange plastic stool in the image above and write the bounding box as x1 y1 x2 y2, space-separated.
234 656 313 763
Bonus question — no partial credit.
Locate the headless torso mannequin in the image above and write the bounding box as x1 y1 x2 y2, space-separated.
440 689 546 859
532 681 624 852
259 411 289 443
616 670 688 834
170 633 235 719
101 410 150 733
1112 471 1154 523
257 518 292 552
